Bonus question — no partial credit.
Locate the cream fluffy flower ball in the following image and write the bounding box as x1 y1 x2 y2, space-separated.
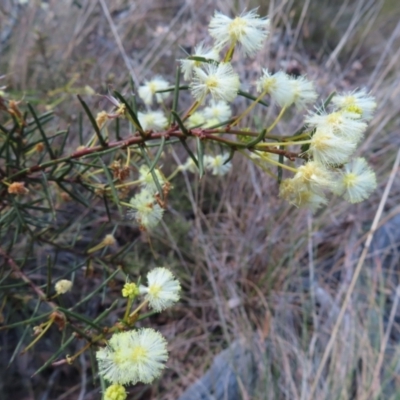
129 190 164 230
257 70 294 108
138 76 170 105
55 279 72 294
138 165 166 194
138 110 168 131
203 100 232 123
180 42 220 81
96 328 168 385
306 111 367 143
140 267 181 312
293 161 335 194
332 89 376 121
204 154 232 176
208 9 269 56
333 158 377 203
309 127 357 165
190 63 240 104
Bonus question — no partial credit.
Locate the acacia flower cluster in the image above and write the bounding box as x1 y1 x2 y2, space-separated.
126 6 377 219
279 91 377 210
91 5 381 397
97 268 180 394
138 165 166 194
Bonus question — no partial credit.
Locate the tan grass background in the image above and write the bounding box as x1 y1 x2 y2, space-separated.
1 0 400 399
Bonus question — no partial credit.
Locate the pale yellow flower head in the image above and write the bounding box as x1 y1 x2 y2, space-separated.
293 161 335 194
203 117 221 128
138 110 168 131
96 111 109 129
180 42 220 80
208 9 269 56
138 165 166 194
257 70 294 108
187 111 206 128
203 100 232 123
309 127 356 165
122 282 139 299
104 384 127 400
96 328 168 385
55 279 73 295
289 76 318 109
293 188 328 213
140 267 181 312
306 111 367 143
103 234 116 246
204 154 232 176
332 158 377 203
190 63 240 104
332 89 376 121
279 179 327 213
129 189 164 230
180 157 198 173
138 76 170 105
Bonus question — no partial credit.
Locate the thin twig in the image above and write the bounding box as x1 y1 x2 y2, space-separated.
0 247 57 310
2 128 304 184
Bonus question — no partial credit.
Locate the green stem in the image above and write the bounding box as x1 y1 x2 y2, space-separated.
238 149 277 179
22 317 54 353
200 132 248 148
127 300 149 324
114 179 140 189
221 128 296 141
181 100 200 121
232 87 269 127
283 132 311 140
167 167 182 181
257 139 311 147
223 43 236 62
267 107 287 133
123 297 133 322
260 155 298 173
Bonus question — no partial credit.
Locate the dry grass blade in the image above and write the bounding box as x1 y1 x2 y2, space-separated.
97 0 139 87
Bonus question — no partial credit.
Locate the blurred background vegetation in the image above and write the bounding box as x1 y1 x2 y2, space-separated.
1 0 400 399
